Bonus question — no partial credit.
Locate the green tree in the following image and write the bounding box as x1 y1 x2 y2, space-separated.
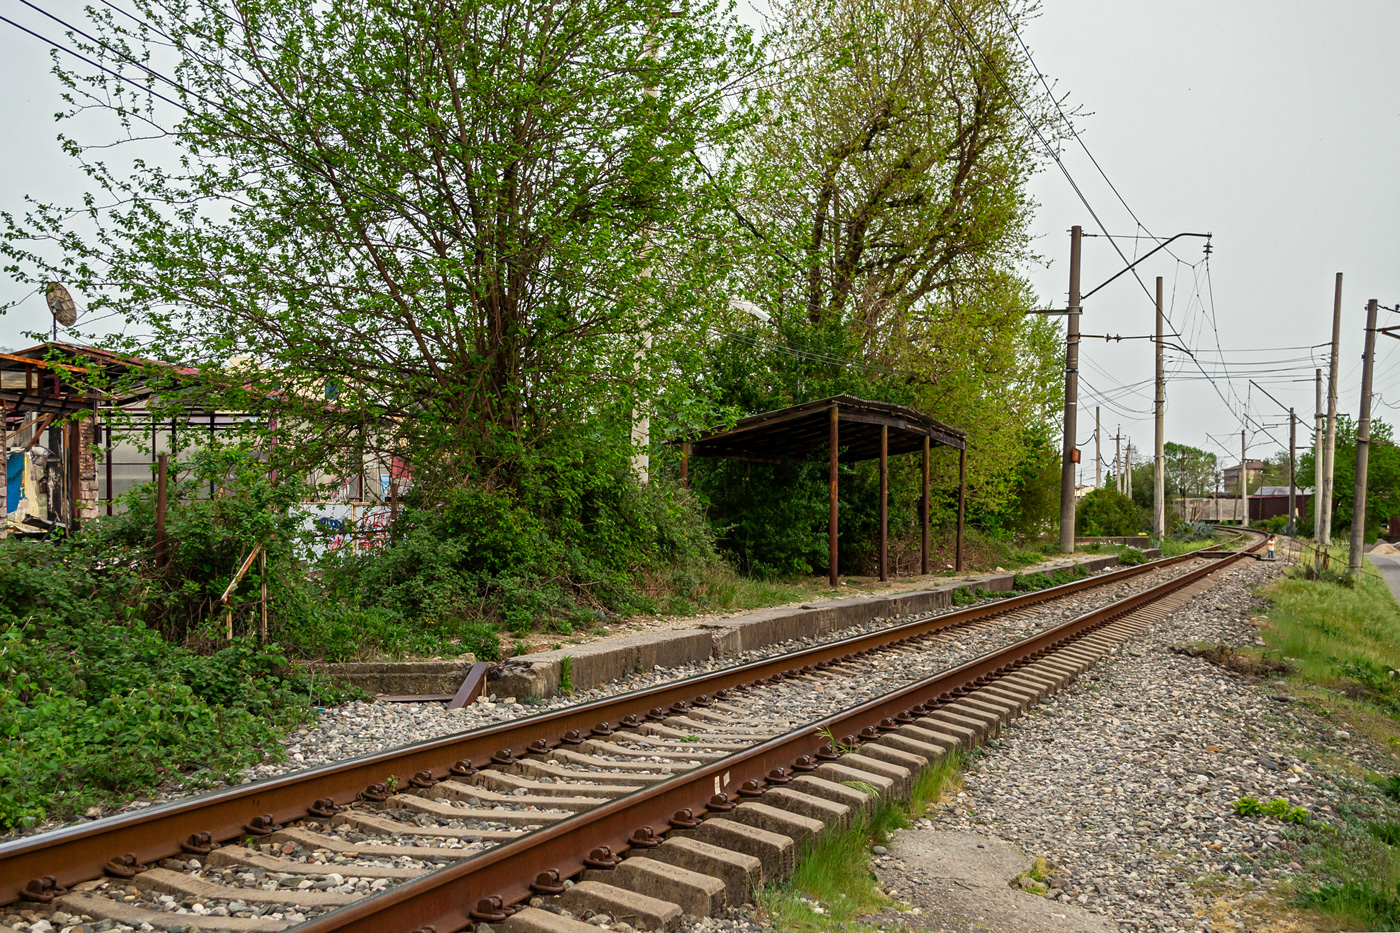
3 0 761 493
689 0 1063 570
1298 417 1400 541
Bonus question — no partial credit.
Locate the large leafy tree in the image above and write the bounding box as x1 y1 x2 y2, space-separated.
1298 417 1400 540
3 0 760 491
697 0 1062 521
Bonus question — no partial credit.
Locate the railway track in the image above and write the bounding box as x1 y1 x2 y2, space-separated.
2 532 1261 933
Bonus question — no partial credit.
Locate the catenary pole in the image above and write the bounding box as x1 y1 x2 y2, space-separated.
1349 299 1379 578
1314 368 1323 539
1320 273 1344 544
1289 408 1296 534
1114 430 1122 493
1095 407 1102 488
1154 276 1166 539
1059 225 1083 554
1240 430 1247 526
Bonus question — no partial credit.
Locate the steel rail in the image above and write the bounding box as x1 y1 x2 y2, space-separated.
0 539 1241 906
294 531 1265 933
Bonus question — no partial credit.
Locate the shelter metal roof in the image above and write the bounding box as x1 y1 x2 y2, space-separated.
678 395 965 464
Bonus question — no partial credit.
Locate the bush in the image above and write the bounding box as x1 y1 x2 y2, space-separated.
317 433 721 637
1075 487 1147 537
0 536 337 831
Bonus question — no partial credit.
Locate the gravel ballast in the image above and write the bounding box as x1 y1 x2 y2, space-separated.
857 553 1389 932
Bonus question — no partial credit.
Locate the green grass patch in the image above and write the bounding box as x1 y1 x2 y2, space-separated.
1260 549 1400 716
1160 534 1224 557
1253 547 1400 929
755 751 964 932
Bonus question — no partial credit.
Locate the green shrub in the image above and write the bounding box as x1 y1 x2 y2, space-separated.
1075 487 1147 537
0 540 337 831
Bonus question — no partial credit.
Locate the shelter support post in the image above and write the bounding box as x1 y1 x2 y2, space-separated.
105 405 113 516
156 454 168 568
829 405 839 587
879 425 888 582
956 446 966 572
68 416 80 532
921 437 930 575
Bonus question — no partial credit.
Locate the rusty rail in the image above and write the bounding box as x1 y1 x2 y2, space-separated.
0 538 1247 908
294 530 1265 932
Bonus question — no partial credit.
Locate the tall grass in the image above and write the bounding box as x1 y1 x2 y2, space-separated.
755 751 964 932
1261 554 1400 708
1258 550 1400 929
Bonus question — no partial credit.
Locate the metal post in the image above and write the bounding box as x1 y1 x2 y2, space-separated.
260 548 268 641
68 417 80 533
105 405 113 516
208 410 216 498
1058 225 1083 554
921 436 930 576
879 425 888 582
829 405 839 587
1321 273 1343 544
956 446 966 572
1095 407 1101 488
156 453 168 567
1153 276 1165 539
1349 299 1379 577
1288 408 1296 534
1 400 7 523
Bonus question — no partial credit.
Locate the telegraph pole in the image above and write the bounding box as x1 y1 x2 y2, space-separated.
1314 368 1322 538
1288 408 1296 534
1240 430 1248 526
1095 407 1102 488
1114 430 1122 493
1126 441 1133 499
1320 273 1343 544
1349 299 1379 577
1153 276 1166 539
1059 225 1083 553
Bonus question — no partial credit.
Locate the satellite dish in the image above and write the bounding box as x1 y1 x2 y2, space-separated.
46 282 77 327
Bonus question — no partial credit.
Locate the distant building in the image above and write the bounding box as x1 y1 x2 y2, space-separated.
1249 486 1313 522
1220 459 1266 496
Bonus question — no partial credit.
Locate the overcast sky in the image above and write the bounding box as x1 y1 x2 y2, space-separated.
2 1 1397 477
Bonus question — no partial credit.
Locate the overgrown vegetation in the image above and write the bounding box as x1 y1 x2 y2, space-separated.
0 459 354 831
1261 551 1400 716
756 750 963 931
1241 548 1400 930
1075 486 1147 537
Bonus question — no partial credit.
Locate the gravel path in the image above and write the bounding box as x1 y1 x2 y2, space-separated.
860 553 1389 932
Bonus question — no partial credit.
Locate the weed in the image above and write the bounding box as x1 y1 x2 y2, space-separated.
1299 881 1400 929
1234 797 1310 823
559 656 575 695
679 735 700 743
1379 775 1400 802
1369 822 1400 846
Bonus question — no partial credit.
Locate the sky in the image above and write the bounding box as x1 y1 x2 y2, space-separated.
1017 2 1400 481
1 1 1398 479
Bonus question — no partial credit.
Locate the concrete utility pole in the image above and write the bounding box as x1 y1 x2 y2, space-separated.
1126 441 1133 499
1314 368 1323 537
1059 225 1084 554
1153 276 1166 539
1289 408 1296 534
1114 430 1123 493
1320 273 1344 544
1349 299 1379 578
1095 407 1102 488
1240 430 1248 526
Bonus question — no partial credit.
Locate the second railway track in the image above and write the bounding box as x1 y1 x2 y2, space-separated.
1 532 1261 933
